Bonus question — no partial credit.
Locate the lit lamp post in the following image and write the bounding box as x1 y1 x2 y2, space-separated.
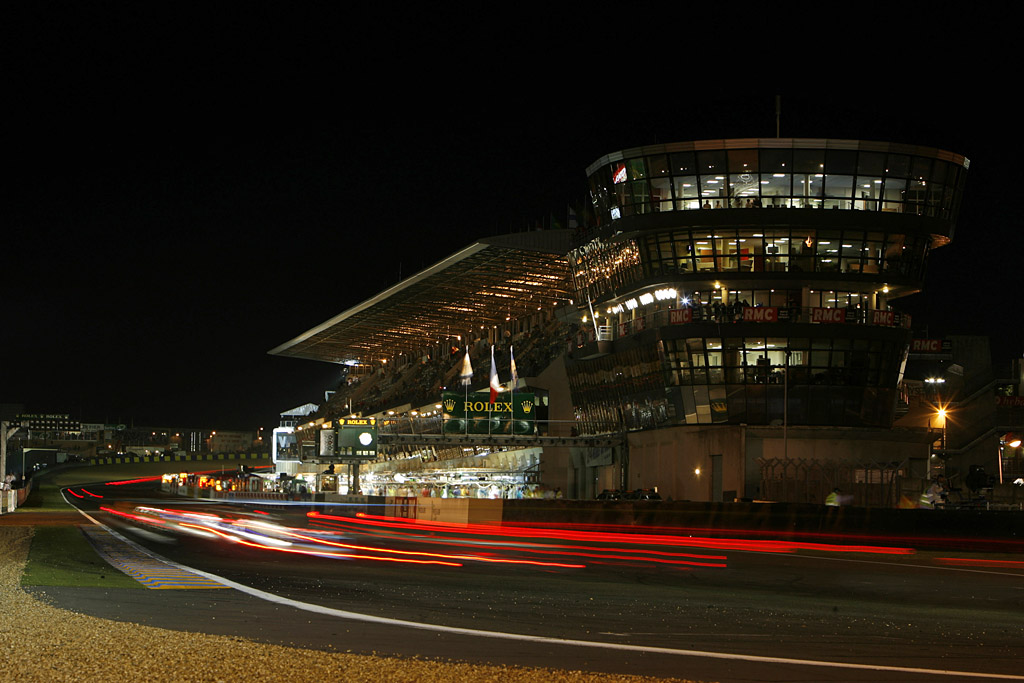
933 407 947 449
998 432 1021 485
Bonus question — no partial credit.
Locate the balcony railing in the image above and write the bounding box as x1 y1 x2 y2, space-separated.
575 305 910 345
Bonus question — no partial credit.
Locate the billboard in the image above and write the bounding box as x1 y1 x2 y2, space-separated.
441 392 536 435
335 418 378 459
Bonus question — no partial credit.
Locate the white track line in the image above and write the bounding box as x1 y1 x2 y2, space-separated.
64 493 1024 681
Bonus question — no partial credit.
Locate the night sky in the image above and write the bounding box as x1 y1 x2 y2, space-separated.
3 8 1017 431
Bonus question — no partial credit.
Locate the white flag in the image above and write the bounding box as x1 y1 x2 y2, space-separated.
510 345 519 388
459 349 473 386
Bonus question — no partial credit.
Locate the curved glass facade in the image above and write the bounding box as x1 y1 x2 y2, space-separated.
567 138 967 434
573 226 929 304
587 139 968 226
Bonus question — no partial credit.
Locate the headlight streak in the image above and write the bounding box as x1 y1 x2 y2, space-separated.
135 506 583 568
100 506 167 524
179 522 463 566
267 525 586 569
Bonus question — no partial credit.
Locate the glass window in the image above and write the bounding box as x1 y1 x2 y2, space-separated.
926 181 945 217
697 149 727 176
628 180 650 212
764 232 790 272
728 149 758 173
793 149 825 173
853 175 882 211
627 157 646 180
760 148 792 173
839 234 865 273
824 174 854 198
826 149 857 175
674 176 700 208
793 173 823 208
816 232 841 271
760 173 790 207
857 151 885 176
731 172 760 205
649 177 672 212
910 155 932 181
670 151 697 174
885 154 911 178
694 236 715 271
882 176 906 212
700 175 727 205
647 154 670 177
905 178 927 215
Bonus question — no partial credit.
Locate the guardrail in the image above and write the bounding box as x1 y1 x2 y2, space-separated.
575 305 911 345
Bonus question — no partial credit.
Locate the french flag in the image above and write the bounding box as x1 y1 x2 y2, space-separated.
489 345 502 403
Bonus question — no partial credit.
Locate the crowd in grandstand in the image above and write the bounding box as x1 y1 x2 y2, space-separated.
314 316 568 424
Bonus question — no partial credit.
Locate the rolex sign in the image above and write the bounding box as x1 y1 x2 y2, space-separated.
441 392 536 435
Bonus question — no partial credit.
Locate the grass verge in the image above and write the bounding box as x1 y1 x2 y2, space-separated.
21 525 142 588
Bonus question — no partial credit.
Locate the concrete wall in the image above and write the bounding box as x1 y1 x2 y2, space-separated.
627 425 745 502
413 497 503 524
532 354 573 493
617 424 934 503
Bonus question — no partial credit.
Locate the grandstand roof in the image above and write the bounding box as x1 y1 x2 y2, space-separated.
268 230 575 364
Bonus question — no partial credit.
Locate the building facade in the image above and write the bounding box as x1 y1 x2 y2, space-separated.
565 138 969 502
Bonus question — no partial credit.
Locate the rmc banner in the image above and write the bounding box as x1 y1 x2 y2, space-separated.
441 391 537 435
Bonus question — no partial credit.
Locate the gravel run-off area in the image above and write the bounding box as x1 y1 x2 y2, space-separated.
0 525 701 682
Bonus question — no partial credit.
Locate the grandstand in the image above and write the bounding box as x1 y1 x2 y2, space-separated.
268 230 581 499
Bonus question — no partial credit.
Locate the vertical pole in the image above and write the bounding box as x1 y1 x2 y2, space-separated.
1 421 8 505
775 95 781 138
783 350 789 459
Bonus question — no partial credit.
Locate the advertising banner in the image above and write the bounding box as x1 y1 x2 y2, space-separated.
336 418 378 459
871 310 895 326
669 308 692 324
811 307 846 323
742 306 778 322
442 392 536 435
911 339 943 353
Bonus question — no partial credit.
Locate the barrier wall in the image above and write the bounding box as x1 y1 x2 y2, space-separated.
93 452 271 466
501 499 1024 552
159 476 1023 552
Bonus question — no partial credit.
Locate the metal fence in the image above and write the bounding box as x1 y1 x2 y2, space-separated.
758 457 907 507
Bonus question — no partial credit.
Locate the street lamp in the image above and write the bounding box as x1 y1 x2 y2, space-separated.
998 432 1021 485
934 407 948 449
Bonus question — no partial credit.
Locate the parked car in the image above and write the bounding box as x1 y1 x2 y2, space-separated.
623 488 662 501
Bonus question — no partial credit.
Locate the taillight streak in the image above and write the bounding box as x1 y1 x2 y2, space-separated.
308 519 726 567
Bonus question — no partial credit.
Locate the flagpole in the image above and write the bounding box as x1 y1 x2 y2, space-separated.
510 344 516 438
489 345 494 436
463 346 470 435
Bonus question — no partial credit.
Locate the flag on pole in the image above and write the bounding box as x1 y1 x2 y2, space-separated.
510 345 519 388
459 349 473 386
489 345 501 403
